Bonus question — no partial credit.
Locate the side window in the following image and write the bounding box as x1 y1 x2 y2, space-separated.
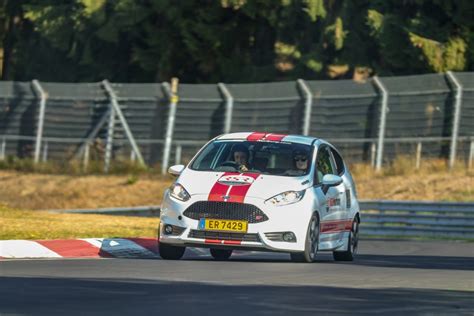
314 146 335 184
330 148 345 176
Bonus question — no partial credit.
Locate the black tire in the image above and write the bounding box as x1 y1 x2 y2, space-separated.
333 217 359 261
290 214 319 263
210 248 233 261
159 242 185 260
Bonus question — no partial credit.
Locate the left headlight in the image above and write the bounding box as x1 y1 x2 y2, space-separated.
265 190 305 206
170 183 191 202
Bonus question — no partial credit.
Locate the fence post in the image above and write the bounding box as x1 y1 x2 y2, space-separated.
370 142 376 167
161 78 179 175
32 80 47 164
102 80 145 167
103 106 115 173
218 83 233 134
297 79 313 136
42 141 48 162
469 138 474 170
175 144 182 165
415 142 422 169
83 142 90 172
74 108 111 160
446 71 463 170
0 137 5 160
372 76 389 171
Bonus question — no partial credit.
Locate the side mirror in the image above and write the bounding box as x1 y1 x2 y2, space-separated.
321 174 343 194
168 164 185 176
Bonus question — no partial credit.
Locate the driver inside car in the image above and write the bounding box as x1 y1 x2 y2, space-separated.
284 149 309 176
232 144 250 172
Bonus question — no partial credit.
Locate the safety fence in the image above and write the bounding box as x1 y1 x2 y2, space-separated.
0 72 473 173
359 200 474 239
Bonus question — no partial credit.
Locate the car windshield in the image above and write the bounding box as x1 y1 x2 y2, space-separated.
190 140 313 177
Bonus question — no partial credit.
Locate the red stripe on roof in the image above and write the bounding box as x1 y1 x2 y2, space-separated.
264 134 287 141
36 239 102 258
246 132 267 141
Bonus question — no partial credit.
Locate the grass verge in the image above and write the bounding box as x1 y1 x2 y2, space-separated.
0 205 159 240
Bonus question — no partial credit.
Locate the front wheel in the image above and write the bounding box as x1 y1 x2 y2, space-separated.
333 217 359 261
210 248 233 260
159 242 185 260
290 214 319 263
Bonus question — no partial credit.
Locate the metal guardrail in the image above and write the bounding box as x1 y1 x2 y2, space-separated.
359 200 474 239
49 205 161 217
45 200 474 240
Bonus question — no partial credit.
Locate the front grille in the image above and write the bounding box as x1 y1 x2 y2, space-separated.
188 230 261 242
183 201 268 223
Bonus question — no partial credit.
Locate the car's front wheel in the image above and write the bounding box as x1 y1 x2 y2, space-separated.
333 216 359 261
290 214 319 263
210 248 233 260
159 242 186 260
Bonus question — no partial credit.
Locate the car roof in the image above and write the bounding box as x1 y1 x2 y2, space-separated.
215 132 318 146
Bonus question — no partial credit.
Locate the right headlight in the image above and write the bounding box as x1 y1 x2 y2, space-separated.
265 190 305 206
169 183 191 202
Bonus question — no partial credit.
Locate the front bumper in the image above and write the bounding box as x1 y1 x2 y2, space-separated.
159 192 314 253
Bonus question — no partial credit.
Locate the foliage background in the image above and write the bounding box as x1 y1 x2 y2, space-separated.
0 0 473 83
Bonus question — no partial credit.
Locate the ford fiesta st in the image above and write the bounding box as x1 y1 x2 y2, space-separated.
159 132 360 263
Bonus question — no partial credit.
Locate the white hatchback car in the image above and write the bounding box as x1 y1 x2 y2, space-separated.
159 132 360 262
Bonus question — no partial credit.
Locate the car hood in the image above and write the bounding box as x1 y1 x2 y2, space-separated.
177 168 311 201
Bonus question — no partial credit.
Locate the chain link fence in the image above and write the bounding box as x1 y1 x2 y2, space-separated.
0 72 473 173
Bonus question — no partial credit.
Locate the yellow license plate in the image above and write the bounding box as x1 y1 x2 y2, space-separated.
199 219 248 233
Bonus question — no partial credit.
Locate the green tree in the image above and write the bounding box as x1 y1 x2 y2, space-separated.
1 0 473 82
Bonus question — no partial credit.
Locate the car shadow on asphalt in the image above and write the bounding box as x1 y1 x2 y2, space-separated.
180 250 474 271
1 276 472 315
348 254 474 271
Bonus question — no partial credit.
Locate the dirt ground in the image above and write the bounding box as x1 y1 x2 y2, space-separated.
0 163 472 210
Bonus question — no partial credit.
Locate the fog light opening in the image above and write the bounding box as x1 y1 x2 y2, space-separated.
164 224 173 235
282 232 296 242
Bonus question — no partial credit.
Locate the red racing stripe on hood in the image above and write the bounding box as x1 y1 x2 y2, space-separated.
208 172 260 203
227 173 260 203
208 172 239 201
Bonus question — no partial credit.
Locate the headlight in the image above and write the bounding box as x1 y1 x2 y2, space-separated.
170 183 191 201
265 190 305 206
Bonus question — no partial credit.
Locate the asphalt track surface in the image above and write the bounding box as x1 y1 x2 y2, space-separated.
1 240 473 315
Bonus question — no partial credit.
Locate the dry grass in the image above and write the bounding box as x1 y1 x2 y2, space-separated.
0 204 159 240
0 158 472 212
0 171 173 210
350 157 474 202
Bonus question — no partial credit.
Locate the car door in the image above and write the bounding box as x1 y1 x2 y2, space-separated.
313 145 347 223
329 146 352 217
